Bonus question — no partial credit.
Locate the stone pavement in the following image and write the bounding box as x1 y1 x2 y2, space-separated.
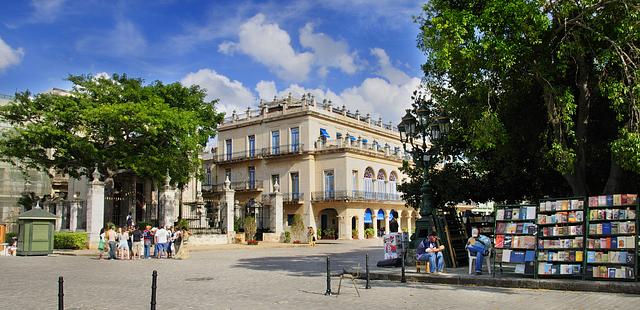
1 239 639 309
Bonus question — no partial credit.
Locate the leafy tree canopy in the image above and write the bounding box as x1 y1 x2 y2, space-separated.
407 0 640 206
0 73 224 186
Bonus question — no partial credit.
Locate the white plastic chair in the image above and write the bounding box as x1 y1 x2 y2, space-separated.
467 245 492 274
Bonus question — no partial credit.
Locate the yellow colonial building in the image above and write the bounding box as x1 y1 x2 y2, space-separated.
204 94 418 240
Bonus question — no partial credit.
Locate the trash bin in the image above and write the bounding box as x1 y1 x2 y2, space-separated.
17 208 56 256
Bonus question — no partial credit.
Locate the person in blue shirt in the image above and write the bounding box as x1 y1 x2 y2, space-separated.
416 232 445 273
466 228 491 275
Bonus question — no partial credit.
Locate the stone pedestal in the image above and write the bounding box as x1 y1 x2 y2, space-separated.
223 177 235 242
357 215 365 240
69 201 79 231
86 169 105 248
269 189 284 240
160 186 176 227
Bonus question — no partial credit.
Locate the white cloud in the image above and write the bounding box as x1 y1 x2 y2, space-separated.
299 23 358 76
181 69 256 115
0 37 24 72
218 14 313 81
255 80 277 101
370 48 411 85
30 0 66 23
76 19 147 57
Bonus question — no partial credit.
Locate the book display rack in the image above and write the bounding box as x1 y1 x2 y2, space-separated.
468 213 495 238
536 197 585 278
585 194 638 281
493 204 537 277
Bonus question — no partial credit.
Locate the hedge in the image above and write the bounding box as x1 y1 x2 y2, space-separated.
54 232 88 250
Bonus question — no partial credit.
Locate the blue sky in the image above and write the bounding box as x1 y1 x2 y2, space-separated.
0 0 426 122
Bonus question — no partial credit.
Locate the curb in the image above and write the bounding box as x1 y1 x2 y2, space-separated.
358 271 640 295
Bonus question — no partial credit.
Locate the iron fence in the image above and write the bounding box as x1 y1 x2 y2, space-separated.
311 190 402 202
180 201 227 234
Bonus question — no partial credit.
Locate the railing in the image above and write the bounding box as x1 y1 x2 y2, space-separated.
202 180 264 192
283 192 304 203
310 190 402 202
262 144 305 157
214 150 262 163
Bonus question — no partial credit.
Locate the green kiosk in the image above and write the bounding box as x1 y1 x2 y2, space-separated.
17 208 56 256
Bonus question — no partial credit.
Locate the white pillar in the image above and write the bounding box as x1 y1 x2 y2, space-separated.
384 215 390 234
223 176 235 243
69 200 79 231
372 215 378 238
160 174 177 227
358 215 365 240
270 181 284 239
55 204 62 231
338 213 349 240
86 168 105 249
407 215 413 235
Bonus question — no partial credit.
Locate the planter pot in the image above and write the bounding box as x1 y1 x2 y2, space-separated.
247 240 259 245
292 240 302 244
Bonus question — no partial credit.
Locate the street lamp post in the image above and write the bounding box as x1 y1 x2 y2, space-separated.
398 90 449 248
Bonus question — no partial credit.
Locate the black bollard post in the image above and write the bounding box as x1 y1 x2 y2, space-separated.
400 242 406 283
150 270 157 310
365 253 371 289
58 276 64 310
324 256 332 296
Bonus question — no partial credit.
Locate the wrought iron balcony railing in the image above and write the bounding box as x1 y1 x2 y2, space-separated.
310 190 402 202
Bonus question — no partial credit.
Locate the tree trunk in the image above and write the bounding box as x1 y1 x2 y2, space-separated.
571 54 591 196
603 159 623 194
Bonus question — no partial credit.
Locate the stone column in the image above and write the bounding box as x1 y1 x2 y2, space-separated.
371 215 378 239
223 176 235 243
338 213 349 240
69 199 79 232
384 215 390 235
358 215 365 240
160 173 177 227
407 215 413 236
270 180 284 239
55 203 62 231
86 168 105 249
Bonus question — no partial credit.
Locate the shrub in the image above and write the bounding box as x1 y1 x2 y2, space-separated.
324 228 336 239
234 217 244 233
54 232 88 249
243 216 257 241
291 214 305 242
284 231 291 243
352 229 358 239
365 228 375 238
316 228 322 239
176 218 189 230
5 231 17 242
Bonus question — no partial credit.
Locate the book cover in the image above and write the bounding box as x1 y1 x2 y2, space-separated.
627 194 638 205
617 237 625 248
598 195 607 206
538 262 547 275
599 266 608 278
629 222 636 234
505 209 513 220
525 262 535 275
625 267 634 279
495 235 505 248
606 195 614 206
611 237 617 249
525 250 535 262
596 224 603 235
516 223 523 234
619 222 628 234
512 208 520 220
613 194 622 206
514 264 525 274
621 194 628 205
496 222 506 234
618 252 627 264
575 211 583 222
497 209 504 220
526 206 536 220
523 236 536 249
539 202 546 212
572 264 581 274
629 209 636 220
587 251 595 263
502 249 512 262
561 200 569 210
504 235 512 249
608 268 616 278
589 196 598 207
602 223 612 235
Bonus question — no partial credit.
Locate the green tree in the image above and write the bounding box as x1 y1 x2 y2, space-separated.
412 0 640 202
0 73 224 186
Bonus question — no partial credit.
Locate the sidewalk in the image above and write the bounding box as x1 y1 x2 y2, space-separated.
356 266 640 294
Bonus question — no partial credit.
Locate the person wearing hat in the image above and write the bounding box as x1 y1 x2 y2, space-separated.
416 232 445 273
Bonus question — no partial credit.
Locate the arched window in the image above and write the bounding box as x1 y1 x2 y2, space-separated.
364 167 374 199
389 172 398 200
376 169 386 200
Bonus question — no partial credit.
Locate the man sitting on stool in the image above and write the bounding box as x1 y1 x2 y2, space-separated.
416 232 445 273
466 228 491 275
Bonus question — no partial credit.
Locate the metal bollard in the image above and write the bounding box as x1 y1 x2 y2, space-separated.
150 270 157 310
365 253 371 289
324 256 332 296
58 276 64 310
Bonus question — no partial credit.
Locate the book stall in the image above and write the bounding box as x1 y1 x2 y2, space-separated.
493 204 537 276
536 197 585 278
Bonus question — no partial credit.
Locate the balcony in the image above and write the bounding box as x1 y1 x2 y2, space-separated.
214 144 305 164
260 192 304 203
202 180 264 192
262 144 305 157
213 150 262 164
311 190 403 202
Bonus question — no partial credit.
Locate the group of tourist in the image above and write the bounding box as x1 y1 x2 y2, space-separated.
98 223 189 260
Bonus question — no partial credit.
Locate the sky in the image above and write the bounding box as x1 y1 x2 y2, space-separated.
0 0 426 125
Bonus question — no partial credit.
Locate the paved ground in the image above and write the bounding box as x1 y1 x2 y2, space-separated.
2 239 639 309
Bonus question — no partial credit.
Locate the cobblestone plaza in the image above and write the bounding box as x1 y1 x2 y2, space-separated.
2 239 639 309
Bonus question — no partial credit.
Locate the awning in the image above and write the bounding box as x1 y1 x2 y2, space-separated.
377 209 384 218
349 136 357 141
320 128 330 138
362 139 368 143
364 209 372 224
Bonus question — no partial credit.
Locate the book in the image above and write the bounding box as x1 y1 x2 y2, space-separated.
606 195 614 206
598 196 607 206
512 208 520 220
497 209 504 220
504 236 512 248
608 268 616 278
526 206 536 220
502 249 512 262
505 209 513 220
589 197 598 207
511 251 525 263
602 223 612 235
525 250 535 262
495 235 505 248
613 194 622 206
514 264 525 274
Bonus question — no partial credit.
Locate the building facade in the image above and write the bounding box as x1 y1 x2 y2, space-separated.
205 94 418 240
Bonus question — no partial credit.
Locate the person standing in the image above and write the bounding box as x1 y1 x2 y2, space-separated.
173 227 182 254
416 232 445 273
143 225 152 259
97 227 106 260
131 226 143 259
126 212 133 229
106 226 117 260
154 226 169 258
166 227 175 259
118 227 130 260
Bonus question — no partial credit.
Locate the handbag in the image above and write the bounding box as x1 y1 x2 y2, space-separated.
98 239 105 251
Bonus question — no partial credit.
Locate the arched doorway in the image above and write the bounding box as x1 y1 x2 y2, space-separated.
389 209 399 232
377 209 386 236
351 216 358 239
401 210 410 233
319 208 338 239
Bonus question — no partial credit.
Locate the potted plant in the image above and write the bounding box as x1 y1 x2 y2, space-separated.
244 216 258 245
283 231 291 243
291 214 305 244
364 227 375 239
352 229 358 239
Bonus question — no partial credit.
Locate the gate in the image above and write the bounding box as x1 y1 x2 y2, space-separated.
180 200 227 234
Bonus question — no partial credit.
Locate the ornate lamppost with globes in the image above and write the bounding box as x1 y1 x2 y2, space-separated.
398 90 450 248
